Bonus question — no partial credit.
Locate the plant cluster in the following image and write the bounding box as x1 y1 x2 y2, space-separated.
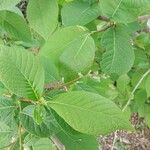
0 0 150 149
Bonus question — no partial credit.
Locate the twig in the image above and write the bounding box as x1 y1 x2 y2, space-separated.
98 22 114 32
44 76 82 91
19 98 36 104
138 15 150 21
122 68 150 112
91 22 115 35
44 82 64 90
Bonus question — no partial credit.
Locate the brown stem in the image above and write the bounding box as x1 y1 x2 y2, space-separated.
19 98 36 104
138 15 150 21
44 76 82 91
44 82 64 91
64 76 81 86
98 22 114 32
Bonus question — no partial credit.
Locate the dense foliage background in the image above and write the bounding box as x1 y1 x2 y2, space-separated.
0 0 150 149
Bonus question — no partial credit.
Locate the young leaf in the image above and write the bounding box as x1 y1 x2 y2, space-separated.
34 105 45 125
61 1 101 26
0 10 32 42
100 0 150 23
48 91 132 136
27 0 59 40
0 45 44 100
101 27 135 75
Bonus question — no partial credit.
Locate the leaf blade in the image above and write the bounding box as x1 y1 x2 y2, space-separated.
61 1 101 26
27 0 59 40
101 27 135 75
100 0 150 23
48 91 132 135
0 45 44 100
0 10 32 42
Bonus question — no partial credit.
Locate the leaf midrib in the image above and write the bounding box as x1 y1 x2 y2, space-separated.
5 50 39 99
111 0 124 18
74 34 89 59
49 101 120 116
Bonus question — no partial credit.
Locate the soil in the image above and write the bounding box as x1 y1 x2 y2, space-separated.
99 113 150 150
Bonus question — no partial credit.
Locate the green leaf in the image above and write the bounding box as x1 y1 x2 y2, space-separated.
0 97 16 124
27 0 59 40
0 10 32 42
57 131 99 150
82 0 98 4
32 138 57 150
0 97 17 149
48 91 132 136
0 82 6 96
34 105 45 125
131 70 147 90
51 107 99 150
0 45 44 100
101 27 135 75
61 1 101 26
40 26 87 65
0 0 20 11
145 75 150 97
20 105 60 137
59 33 95 73
0 0 20 9
0 121 15 149
134 48 150 69
40 57 60 83
40 26 94 80
0 0 23 16
117 74 130 93
24 134 57 150
134 89 147 115
100 0 150 23
133 89 150 127
71 76 118 100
